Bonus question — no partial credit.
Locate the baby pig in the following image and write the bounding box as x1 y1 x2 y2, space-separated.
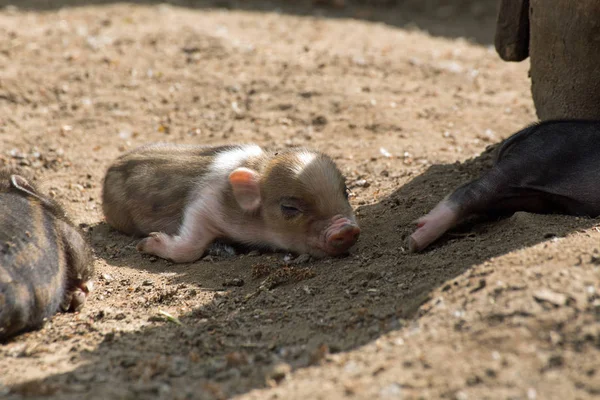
102 144 360 263
0 169 94 341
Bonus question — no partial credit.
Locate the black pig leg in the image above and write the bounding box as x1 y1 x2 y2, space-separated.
409 169 511 252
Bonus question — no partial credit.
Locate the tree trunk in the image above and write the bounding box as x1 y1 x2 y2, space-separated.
529 0 600 120
495 0 529 62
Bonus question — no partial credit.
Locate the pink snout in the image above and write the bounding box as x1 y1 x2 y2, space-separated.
325 217 360 254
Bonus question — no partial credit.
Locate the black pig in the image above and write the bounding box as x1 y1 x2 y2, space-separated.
410 120 600 252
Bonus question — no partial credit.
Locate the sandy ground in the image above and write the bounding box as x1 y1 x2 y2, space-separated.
1 1 599 399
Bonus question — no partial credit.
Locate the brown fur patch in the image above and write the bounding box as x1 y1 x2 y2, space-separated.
0 168 94 340
102 143 229 235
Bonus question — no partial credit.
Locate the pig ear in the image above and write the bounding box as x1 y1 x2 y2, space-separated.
229 167 262 212
10 175 42 200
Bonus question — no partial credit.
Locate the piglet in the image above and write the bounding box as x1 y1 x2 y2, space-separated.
0 169 94 341
410 120 600 252
102 144 360 262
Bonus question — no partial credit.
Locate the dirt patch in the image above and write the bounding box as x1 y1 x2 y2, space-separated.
1 1 599 400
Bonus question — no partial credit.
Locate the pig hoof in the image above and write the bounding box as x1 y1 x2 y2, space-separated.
60 285 88 312
409 222 440 253
408 236 420 253
137 232 166 256
69 288 87 312
408 220 434 253
408 201 459 252
60 292 73 312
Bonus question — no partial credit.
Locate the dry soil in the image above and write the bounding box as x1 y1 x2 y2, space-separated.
1 1 599 400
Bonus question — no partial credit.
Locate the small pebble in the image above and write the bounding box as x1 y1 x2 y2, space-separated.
533 289 567 306
312 115 328 126
223 278 244 287
293 254 312 264
114 313 126 321
354 179 370 188
267 362 291 383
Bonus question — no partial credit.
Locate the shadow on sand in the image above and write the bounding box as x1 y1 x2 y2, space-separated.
6 143 597 399
0 0 500 45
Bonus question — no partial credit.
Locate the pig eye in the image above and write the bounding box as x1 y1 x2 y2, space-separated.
280 204 302 219
279 197 306 219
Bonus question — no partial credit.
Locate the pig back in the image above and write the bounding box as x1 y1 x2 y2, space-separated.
102 144 227 235
0 193 68 340
496 121 600 215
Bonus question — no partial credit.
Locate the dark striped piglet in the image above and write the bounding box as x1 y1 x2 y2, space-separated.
0 169 94 341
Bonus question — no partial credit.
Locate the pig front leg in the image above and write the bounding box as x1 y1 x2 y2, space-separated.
137 232 212 263
408 199 459 252
60 281 95 312
137 198 218 263
137 231 215 263
409 168 509 252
